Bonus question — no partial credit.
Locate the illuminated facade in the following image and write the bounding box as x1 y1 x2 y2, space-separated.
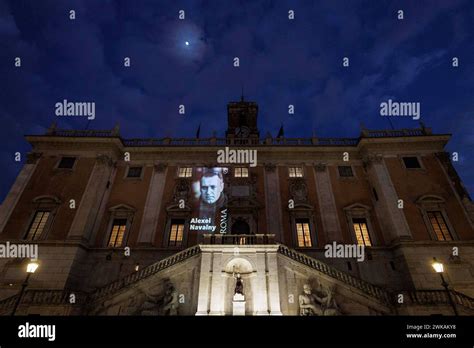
0 99 473 315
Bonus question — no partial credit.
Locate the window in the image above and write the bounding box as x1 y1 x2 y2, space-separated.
25 211 50 240
353 218 372 246
235 167 249 178
427 211 453 241
295 219 312 247
108 218 127 247
169 219 185 247
403 156 421 169
58 157 76 169
178 167 193 178
338 166 354 177
289 167 303 178
127 166 142 178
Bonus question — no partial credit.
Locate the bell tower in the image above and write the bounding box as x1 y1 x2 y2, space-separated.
226 96 260 140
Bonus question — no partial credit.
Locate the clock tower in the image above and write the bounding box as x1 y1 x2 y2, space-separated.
226 96 260 140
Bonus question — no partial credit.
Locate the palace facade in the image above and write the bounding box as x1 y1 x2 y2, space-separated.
0 99 473 316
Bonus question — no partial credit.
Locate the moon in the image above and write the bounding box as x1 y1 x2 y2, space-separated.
185 41 189 46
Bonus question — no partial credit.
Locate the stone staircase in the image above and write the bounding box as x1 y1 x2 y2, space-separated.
1 243 474 315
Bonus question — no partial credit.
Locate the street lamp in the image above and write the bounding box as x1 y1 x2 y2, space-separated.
11 261 39 316
431 257 458 316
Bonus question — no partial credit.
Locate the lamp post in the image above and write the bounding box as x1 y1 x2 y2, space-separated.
431 257 458 316
11 261 39 316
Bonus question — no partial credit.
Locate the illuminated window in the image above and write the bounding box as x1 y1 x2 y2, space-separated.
108 219 127 247
25 211 50 240
427 211 452 241
235 167 249 178
289 167 303 178
169 219 185 247
127 166 142 178
403 156 421 169
58 156 76 169
353 218 372 246
338 166 353 177
295 219 312 247
178 167 193 178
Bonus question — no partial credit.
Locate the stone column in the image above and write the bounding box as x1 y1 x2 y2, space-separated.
0 152 41 234
209 252 225 315
67 155 115 243
264 164 284 242
266 249 283 315
364 154 412 242
313 163 343 243
137 164 168 245
253 251 269 315
196 250 212 315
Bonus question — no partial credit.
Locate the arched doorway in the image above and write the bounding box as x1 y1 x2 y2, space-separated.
231 219 250 235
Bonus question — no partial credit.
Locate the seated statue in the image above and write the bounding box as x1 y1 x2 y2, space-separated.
140 280 179 316
299 284 324 316
299 283 340 316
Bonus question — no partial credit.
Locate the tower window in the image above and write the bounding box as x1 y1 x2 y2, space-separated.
108 218 127 247
295 218 312 247
169 219 185 247
427 211 452 241
178 167 193 178
353 218 372 246
402 156 421 169
25 211 50 240
58 157 76 169
127 166 142 178
235 167 249 178
338 166 354 177
289 167 303 178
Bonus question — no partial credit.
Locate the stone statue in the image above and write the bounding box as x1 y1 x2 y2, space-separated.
234 273 244 295
299 283 340 316
140 280 179 316
299 284 324 316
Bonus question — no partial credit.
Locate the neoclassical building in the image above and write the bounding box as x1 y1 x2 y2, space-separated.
0 99 473 316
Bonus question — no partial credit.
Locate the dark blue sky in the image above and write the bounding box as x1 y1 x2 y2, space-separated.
0 0 473 201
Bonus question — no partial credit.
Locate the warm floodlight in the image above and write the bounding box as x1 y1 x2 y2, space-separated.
26 261 39 274
431 258 444 273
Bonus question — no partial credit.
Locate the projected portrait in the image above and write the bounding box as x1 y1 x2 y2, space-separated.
191 167 227 231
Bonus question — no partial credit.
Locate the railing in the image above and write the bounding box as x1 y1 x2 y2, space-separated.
0 289 85 313
277 245 393 305
201 234 275 245
403 290 474 309
123 137 359 147
51 129 117 137
89 245 201 302
362 128 429 138
43 126 435 147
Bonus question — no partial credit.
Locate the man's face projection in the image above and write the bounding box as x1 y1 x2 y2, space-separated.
200 175 223 204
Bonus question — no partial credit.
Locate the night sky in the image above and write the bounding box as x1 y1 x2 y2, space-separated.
0 0 473 202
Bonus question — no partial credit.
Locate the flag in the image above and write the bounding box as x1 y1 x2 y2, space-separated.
277 124 284 138
196 123 201 138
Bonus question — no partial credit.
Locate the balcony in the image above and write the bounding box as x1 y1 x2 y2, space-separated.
201 234 276 245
